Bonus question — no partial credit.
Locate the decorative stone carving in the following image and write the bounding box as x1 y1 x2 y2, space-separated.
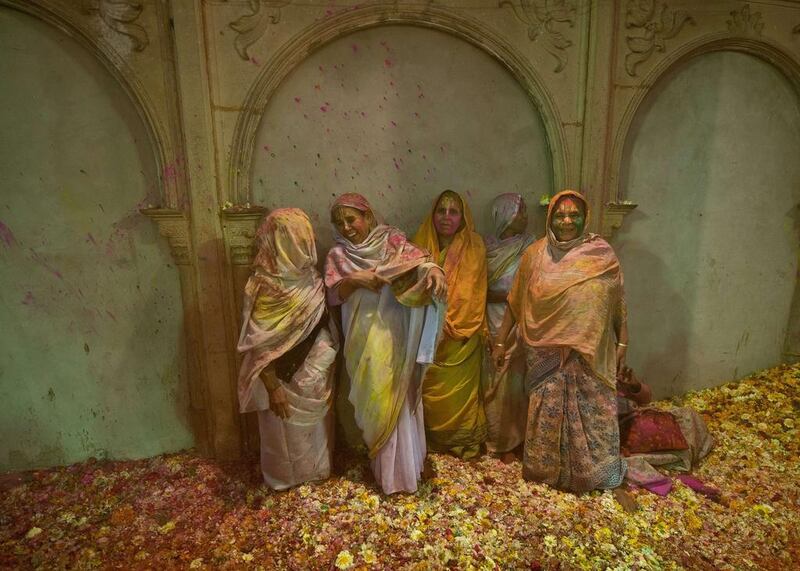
624 0 694 77
727 4 763 36
220 206 269 266
601 202 638 239
229 0 292 61
139 208 192 265
499 0 576 72
83 0 149 51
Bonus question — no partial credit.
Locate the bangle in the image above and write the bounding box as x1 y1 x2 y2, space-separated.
616 343 628 348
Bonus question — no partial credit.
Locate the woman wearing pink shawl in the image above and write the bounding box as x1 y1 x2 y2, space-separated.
238 209 338 490
492 191 633 507
325 193 446 494
482 193 535 460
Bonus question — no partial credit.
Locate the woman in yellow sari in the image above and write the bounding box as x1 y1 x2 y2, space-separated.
413 190 488 459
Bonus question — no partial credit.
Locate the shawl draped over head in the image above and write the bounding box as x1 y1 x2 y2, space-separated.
324 193 440 457
413 190 487 340
325 193 434 307
237 208 327 412
485 193 535 286
507 190 625 387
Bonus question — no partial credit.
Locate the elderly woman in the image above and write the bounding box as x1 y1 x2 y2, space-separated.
414 190 488 459
324 193 446 494
492 190 634 507
483 193 535 461
237 208 338 490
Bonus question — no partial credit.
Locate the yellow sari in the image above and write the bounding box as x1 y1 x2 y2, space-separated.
413 191 488 458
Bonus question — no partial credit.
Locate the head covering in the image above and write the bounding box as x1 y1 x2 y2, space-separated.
486 193 535 286
507 191 624 387
546 190 590 253
413 191 487 339
325 193 434 307
237 208 327 412
491 193 525 238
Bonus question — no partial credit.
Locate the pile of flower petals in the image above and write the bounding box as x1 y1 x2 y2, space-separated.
1 364 798 569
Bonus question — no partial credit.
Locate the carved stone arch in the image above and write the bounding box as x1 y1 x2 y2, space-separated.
0 0 180 208
228 4 568 205
609 33 800 202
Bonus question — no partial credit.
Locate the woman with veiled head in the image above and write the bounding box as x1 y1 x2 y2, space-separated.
237 208 338 490
413 190 488 460
492 190 635 509
325 193 446 494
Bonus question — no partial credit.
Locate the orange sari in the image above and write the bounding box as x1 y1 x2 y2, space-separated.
413 191 488 458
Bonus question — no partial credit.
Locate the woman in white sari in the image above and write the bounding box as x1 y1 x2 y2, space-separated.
324 193 446 494
238 208 338 490
483 193 535 461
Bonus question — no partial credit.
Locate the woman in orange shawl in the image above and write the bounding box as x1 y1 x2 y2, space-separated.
413 190 488 459
492 190 632 504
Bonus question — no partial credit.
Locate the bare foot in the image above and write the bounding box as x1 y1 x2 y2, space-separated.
613 487 638 513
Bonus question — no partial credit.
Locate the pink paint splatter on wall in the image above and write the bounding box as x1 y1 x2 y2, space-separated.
29 249 63 280
21 291 34 305
0 220 17 248
384 59 394 68
351 44 359 53
390 121 397 128
294 97 302 104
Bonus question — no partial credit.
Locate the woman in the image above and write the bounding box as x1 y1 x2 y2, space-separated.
492 190 632 505
483 193 535 461
237 208 338 490
324 193 446 494
413 190 488 459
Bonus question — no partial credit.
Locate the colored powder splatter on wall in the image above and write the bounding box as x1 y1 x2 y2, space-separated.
0 220 17 248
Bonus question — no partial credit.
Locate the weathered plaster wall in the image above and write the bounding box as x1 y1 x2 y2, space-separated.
616 51 800 397
250 25 553 249
0 8 193 472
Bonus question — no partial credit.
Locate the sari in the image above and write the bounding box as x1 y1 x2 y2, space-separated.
237 209 338 490
325 193 442 494
413 191 488 459
482 194 534 454
508 190 626 492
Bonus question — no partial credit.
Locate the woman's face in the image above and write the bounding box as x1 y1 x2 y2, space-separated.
433 194 463 238
550 197 585 241
333 206 372 244
506 202 528 236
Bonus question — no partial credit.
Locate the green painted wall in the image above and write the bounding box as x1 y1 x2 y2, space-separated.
250 26 553 249
0 8 193 472
616 51 800 397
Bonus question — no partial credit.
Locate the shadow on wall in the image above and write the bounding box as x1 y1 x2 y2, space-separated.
615 50 800 398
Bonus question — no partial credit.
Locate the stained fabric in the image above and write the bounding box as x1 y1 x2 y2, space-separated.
508 190 625 388
522 350 626 492
325 194 440 495
412 191 487 340
237 208 337 490
483 193 535 454
413 191 488 458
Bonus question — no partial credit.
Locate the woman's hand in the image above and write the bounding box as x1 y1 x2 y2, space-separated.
347 270 390 293
424 267 447 300
491 342 508 370
616 343 627 371
268 385 291 419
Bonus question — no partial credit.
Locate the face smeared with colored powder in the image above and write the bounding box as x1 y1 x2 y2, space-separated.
332 206 373 245
551 197 585 242
433 193 463 238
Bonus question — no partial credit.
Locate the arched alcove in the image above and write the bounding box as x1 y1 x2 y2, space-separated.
615 50 800 396
249 25 554 251
0 7 193 471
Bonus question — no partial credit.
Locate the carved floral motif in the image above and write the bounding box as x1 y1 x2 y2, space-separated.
229 0 292 61
624 0 694 77
727 4 764 36
499 0 576 73
84 0 149 51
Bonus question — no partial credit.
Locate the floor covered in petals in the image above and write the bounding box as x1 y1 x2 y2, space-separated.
2 365 798 570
